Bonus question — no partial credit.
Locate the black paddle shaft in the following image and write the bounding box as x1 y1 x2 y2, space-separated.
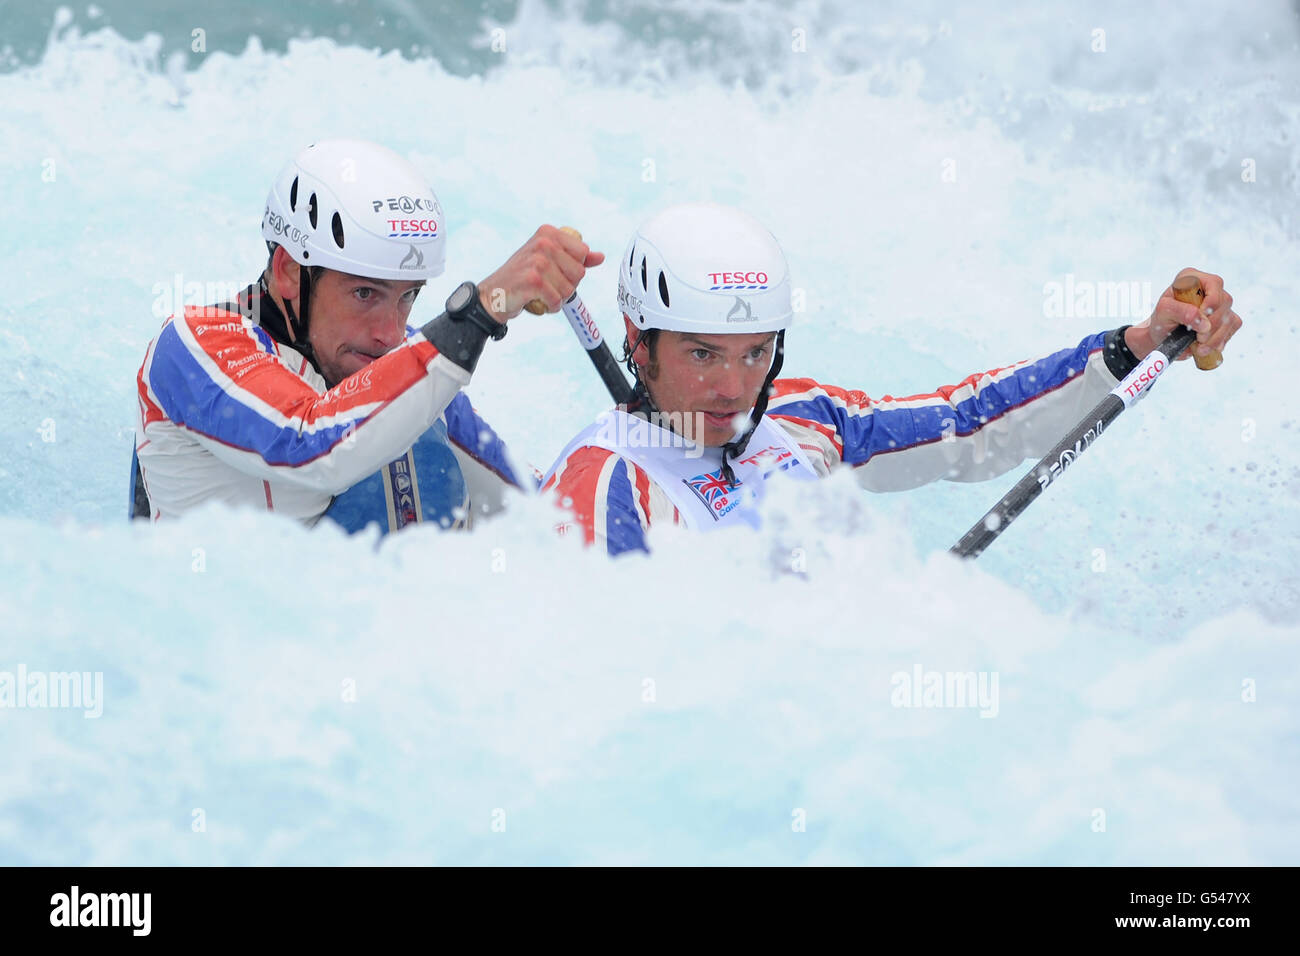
588 334 635 406
950 326 1197 559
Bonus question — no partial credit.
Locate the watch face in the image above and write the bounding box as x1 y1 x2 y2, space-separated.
448 282 474 312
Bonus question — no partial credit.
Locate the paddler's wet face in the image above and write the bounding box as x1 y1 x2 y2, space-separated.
624 315 777 448
271 247 423 388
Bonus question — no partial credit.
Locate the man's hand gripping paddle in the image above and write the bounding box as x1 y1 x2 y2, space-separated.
525 226 635 406
950 276 1209 559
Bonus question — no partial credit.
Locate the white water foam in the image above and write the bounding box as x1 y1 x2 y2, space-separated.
0 3 1296 863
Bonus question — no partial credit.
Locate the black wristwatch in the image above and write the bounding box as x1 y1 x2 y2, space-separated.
446 281 507 341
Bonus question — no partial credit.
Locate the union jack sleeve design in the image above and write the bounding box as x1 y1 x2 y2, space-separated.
767 331 1116 489
542 447 679 555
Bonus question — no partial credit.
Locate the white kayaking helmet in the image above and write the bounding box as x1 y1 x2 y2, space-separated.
618 202 793 478
618 202 793 334
259 140 446 369
262 139 446 280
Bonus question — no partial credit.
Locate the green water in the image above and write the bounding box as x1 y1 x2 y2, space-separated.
0 0 520 73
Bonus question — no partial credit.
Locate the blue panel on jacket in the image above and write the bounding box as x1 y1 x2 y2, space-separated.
321 420 468 535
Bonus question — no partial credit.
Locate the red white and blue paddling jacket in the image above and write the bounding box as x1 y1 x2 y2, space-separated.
542 329 1143 555
134 283 522 528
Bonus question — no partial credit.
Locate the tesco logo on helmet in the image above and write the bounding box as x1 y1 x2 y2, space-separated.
388 218 439 235
708 271 768 287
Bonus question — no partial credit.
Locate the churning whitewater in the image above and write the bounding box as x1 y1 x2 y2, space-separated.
0 1 1296 864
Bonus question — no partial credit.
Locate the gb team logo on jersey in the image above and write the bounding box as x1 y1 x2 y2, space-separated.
684 469 742 521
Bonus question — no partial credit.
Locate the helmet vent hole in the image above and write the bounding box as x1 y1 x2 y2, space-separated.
640 256 647 291
289 176 298 212
331 212 345 248
628 245 636 270
658 271 670 307
308 193 318 229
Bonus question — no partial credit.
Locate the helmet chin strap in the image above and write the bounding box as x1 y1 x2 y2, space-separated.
719 329 785 485
280 262 321 375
